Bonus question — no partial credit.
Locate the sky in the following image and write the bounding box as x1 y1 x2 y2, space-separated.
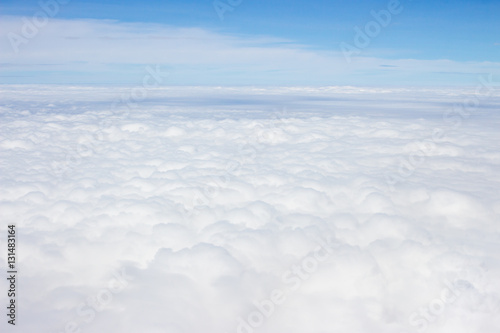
0 0 499 85
1 3 500 333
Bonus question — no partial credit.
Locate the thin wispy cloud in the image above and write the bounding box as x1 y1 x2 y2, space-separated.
1 17 499 85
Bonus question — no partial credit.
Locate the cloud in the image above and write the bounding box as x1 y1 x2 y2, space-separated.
1 85 500 332
1 16 499 85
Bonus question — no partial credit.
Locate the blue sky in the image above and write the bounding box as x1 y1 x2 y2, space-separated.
1 0 499 85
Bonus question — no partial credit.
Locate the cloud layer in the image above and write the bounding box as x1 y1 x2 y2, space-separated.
1 85 500 333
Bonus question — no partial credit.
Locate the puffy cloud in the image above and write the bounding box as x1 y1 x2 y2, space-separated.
0 85 499 332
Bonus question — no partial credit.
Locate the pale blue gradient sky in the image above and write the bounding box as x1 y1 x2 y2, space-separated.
1 0 499 85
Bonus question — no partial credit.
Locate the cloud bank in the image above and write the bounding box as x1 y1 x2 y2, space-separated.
0 85 500 333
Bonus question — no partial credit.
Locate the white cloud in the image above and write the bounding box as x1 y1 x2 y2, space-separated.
1 16 499 85
1 85 500 332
